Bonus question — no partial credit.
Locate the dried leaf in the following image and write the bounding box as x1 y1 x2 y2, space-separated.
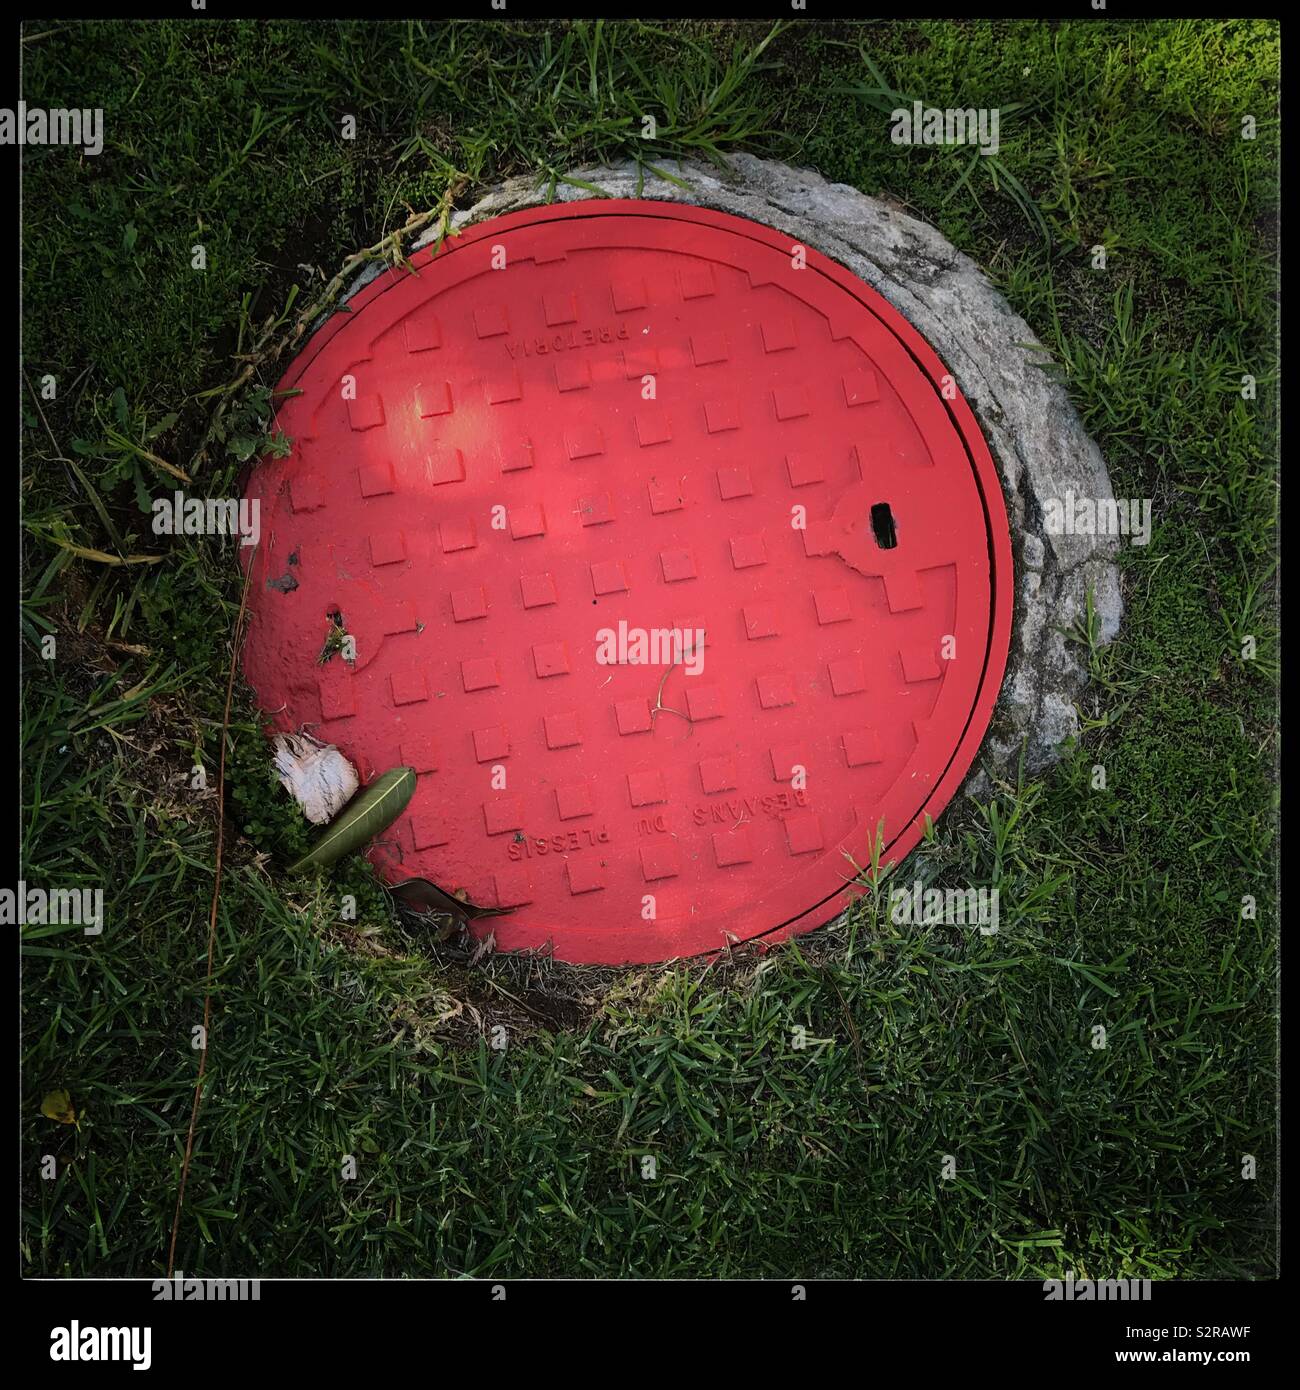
41 1089 76 1125
53 539 164 566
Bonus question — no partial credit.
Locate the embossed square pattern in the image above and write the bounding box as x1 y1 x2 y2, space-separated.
241 202 1011 964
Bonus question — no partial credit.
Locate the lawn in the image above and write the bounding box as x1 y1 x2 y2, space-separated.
20 17 1278 1278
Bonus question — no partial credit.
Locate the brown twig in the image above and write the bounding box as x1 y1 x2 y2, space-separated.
649 661 693 729
165 543 257 1278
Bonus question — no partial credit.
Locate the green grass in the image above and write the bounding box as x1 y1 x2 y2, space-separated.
21 18 1278 1278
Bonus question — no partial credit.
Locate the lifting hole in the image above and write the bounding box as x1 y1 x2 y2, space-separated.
870 503 897 550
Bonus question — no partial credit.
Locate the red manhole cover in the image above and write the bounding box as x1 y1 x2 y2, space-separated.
242 201 1012 965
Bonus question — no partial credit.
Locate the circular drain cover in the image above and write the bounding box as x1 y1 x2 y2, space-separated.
242 201 1012 964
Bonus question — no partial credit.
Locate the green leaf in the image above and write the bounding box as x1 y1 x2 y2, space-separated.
287 767 416 874
147 412 179 441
